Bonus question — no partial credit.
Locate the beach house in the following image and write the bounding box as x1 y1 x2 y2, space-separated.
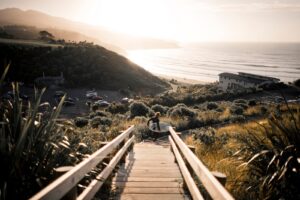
218 72 280 92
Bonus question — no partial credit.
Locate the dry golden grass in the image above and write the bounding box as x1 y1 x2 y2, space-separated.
244 105 262 116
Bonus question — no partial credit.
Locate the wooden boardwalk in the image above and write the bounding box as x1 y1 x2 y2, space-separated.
112 141 191 200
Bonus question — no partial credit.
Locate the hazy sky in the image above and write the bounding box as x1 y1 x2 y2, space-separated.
1 0 300 42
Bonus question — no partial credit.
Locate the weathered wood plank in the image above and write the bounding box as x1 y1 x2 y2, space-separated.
119 194 190 200
113 177 183 183
117 168 180 173
118 187 185 194
169 127 234 200
114 172 182 178
112 181 182 188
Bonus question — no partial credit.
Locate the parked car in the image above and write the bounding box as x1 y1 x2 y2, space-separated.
94 100 110 107
91 96 103 100
121 97 129 104
275 96 284 103
54 91 66 98
86 91 98 98
63 100 75 106
121 97 133 104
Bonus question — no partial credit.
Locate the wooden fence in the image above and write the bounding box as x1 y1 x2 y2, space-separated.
30 125 135 200
169 126 234 200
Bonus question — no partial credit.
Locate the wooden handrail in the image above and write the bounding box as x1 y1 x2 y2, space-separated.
78 135 135 200
169 136 204 200
169 126 234 200
30 125 135 200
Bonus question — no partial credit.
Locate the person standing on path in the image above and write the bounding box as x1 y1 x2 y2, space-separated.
147 112 161 141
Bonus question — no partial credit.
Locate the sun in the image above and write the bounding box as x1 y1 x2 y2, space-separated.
85 0 176 39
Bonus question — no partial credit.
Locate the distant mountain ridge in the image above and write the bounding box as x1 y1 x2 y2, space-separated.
0 8 178 50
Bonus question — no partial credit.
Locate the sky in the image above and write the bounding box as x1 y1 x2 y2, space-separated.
1 0 300 43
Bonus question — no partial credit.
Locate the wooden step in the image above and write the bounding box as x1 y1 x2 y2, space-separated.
112 181 182 188
119 194 190 200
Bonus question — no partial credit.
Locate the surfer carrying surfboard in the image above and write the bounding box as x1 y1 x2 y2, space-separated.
147 112 161 141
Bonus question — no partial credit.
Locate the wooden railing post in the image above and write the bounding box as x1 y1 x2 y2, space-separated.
212 171 227 186
54 166 77 200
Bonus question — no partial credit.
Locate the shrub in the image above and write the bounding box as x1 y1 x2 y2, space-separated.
151 104 168 115
74 117 89 127
216 108 224 112
230 115 246 123
294 78 300 87
234 99 248 104
106 103 128 114
207 102 218 110
132 116 148 123
175 118 204 131
236 111 300 199
260 106 268 114
92 104 99 111
90 116 112 128
129 102 151 118
236 103 249 110
230 105 244 115
248 99 257 106
169 106 197 119
192 127 216 145
0 81 72 198
89 111 109 119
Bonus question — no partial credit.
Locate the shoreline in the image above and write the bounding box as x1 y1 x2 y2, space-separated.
158 74 211 85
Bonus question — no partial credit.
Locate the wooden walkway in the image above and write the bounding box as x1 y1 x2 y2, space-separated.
112 141 190 200
30 126 234 200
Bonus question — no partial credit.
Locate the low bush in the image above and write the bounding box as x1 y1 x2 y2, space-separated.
129 102 151 118
106 103 128 114
89 111 110 119
192 127 216 145
133 123 153 141
90 116 112 128
230 105 244 115
151 104 169 115
234 99 248 104
207 102 218 110
74 117 89 127
169 106 197 119
260 106 268 114
248 99 257 106
230 115 246 123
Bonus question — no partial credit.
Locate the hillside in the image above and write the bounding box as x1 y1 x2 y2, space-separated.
0 42 170 94
0 25 125 54
0 8 178 50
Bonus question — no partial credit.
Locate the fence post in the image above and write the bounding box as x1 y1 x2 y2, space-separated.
54 166 77 200
211 171 227 186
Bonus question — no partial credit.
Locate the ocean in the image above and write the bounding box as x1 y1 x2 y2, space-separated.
127 43 300 83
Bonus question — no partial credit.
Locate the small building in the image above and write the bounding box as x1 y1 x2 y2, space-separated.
218 72 280 92
35 72 64 88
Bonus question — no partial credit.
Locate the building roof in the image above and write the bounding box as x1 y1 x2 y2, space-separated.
219 72 272 84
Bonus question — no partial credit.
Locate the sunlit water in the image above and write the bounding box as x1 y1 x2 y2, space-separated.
127 43 300 83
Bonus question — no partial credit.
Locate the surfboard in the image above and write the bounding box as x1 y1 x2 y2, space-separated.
148 121 171 133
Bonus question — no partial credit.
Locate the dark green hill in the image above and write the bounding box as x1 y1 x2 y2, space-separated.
0 42 170 94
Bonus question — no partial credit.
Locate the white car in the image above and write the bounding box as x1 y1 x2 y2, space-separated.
95 100 110 107
86 91 98 98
